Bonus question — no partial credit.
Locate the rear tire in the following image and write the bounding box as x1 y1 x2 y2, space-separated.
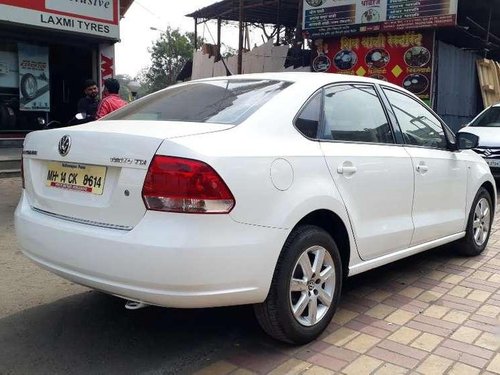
254 225 342 344
456 187 493 257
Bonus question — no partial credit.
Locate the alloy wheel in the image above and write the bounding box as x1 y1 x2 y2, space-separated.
472 197 491 247
289 245 336 327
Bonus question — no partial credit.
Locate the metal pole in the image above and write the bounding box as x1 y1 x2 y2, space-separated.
238 0 243 74
217 18 222 61
276 0 281 45
295 0 304 47
484 4 493 58
194 18 198 50
486 4 493 44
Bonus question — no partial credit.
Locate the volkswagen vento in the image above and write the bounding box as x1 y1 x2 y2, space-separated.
15 73 495 344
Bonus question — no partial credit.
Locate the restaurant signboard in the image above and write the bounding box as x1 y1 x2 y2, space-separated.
311 31 435 102
303 0 457 38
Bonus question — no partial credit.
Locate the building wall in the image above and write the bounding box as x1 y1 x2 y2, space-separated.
435 41 480 132
0 0 121 138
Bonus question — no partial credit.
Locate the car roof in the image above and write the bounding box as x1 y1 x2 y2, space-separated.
197 72 405 92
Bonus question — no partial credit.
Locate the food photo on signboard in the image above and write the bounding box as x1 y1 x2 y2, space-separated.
310 31 435 103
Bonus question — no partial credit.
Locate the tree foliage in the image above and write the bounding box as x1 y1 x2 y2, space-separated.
140 27 201 94
115 73 132 101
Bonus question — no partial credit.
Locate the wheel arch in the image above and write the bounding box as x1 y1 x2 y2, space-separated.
291 209 351 278
481 180 496 208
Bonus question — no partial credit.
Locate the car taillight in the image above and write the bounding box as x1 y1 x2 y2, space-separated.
142 155 235 214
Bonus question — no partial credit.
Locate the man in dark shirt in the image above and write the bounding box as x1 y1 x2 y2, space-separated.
77 79 99 121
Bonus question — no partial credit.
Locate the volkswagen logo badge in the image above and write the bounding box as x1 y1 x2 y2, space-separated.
58 135 71 156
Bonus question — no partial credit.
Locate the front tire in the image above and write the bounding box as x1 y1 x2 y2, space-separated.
254 225 342 344
456 187 493 256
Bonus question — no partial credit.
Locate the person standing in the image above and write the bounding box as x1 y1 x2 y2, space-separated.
95 78 127 119
77 79 99 121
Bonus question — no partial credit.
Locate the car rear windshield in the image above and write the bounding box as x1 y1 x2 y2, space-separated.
104 79 292 125
470 107 500 127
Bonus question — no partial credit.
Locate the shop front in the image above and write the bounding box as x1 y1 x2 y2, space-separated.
0 0 131 149
303 0 499 131
304 0 457 103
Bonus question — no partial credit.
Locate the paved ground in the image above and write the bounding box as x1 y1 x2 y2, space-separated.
0 148 22 174
1 177 499 374
0 148 22 161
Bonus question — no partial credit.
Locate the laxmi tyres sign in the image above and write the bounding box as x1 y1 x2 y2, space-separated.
0 0 119 40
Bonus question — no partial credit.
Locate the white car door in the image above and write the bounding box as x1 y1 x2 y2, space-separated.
382 88 468 245
319 83 415 261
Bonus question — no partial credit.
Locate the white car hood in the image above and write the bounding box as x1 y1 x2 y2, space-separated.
459 126 500 148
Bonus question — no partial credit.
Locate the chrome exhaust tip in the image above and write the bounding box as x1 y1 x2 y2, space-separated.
124 300 149 310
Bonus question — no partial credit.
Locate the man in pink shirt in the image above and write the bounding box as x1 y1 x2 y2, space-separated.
96 78 127 119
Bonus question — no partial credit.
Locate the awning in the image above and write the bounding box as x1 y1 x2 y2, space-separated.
186 0 300 27
120 0 135 17
186 0 500 59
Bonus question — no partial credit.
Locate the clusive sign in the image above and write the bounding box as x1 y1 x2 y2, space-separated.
312 31 435 101
0 0 119 40
46 0 114 22
303 0 457 38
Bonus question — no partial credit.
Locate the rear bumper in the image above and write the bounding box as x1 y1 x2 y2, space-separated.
15 192 287 308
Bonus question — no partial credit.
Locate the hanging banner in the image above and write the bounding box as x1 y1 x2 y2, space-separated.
312 31 435 102
18 43 50 112
0 0 119 40
303 0 457 38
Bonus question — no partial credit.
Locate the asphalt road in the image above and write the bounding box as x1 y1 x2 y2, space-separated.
0 177 263 374
2 177 498 374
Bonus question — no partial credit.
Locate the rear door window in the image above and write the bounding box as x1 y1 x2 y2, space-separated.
104 79 292 125
321 84 394 144
295 93 321 139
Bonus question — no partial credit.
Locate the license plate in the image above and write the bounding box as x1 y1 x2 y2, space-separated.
46 161 107 195
486 159 500 168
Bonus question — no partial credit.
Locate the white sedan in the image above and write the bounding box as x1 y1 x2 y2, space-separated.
458 103 500 177
15 73 495 344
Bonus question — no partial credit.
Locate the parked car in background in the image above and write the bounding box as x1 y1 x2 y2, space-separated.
459 103 500 177
15 73 495 344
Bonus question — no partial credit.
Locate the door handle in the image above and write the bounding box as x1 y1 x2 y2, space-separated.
416 164 429 173
337 165 357 175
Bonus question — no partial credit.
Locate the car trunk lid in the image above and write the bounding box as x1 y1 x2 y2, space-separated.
22 121 232 229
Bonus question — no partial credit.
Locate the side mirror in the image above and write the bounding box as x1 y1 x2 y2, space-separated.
37 117 46 126
457 132 479 150
75 112 86 120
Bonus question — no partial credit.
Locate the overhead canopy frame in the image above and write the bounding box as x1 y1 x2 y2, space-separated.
187 0 500 66
187 0 301 73
120 0 135 17
186 0 299 27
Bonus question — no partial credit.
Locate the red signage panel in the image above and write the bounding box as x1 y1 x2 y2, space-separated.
0 0 120 40
312 31 435 101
